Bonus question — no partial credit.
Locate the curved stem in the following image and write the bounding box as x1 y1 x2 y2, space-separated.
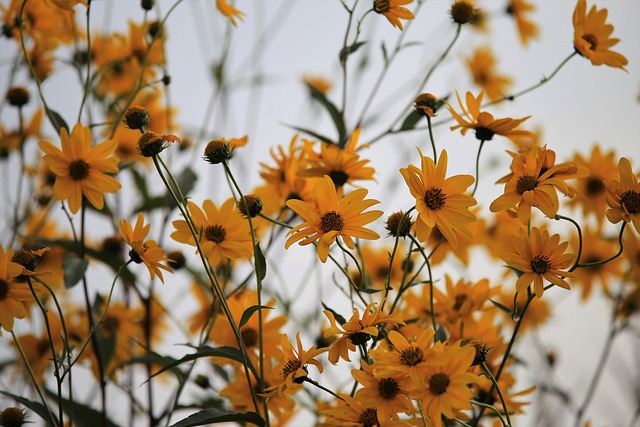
426 115 437 163
470 139 485 197
470 400 509 427
575 222 626 269
481 363 512 427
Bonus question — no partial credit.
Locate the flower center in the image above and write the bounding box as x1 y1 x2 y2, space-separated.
241 327 258 348
581 33 598 50
475 126 495 141
205 225 226 243
348 331 371 346
329 170 349 187
0 279 9 300
621 190 640 214
320 211 344 232
585 177 605 196
531 255 551 274
282 359 302 377
378 377 400 400
358 408 379 427
373 0 390 13
516 175 538 194
424 187 446 211
428 372 451 395
453 293 468 311
400 347 424 366
69 159 90 181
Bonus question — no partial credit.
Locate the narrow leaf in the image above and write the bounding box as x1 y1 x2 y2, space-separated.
304 83 347 145
321 303 347 326
239 305 273 329
400 110 423 131
149 346 244 379
254 244 266 281
63 253 88 289
0 391 60 427
167 167 197 209
285 124 335 145
339 41 367 64
44 389 121 427
45 108 69 135
434 326 448 343
489 298 513 315
169 408 264 427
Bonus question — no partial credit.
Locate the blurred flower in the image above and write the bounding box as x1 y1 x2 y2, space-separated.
321 392 412 426
466 47 512 101
573 0 628 70
400 149 476 248
374 0 414 30
285 175 382 263
303 75 332 94
216 0 246 27
0 245 32 332
38 123 121 214
605 157 640 233
507 0 538 46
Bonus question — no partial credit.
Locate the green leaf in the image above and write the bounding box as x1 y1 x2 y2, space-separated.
0 391 61 427
167 167 197 209
117 352 185 382
254 244 267 281
45 108 69 135
239 305 273 329
92 294 117 369
321 303 347 326
489 298 513 315
400 110 423 131
63 253 88 289
304 82 347 146
129 167 150 201
169 408 264 427
434 326 447 343
149 346 245 380
44 389 121 427
286 124 335 145
339 41 367 65
357 287 382 294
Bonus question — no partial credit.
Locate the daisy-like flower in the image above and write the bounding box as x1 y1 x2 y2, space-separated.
0 245 33 332
171 198 253 266
216 0 245 27
445 91 534 143
501 227 575 298
38 123 121 214
285 175 383 263
605 157 640 233
321 393 412 427
373 0 415 31
263 332 326 398
466 47 512 102
323 300 405 364
399 149 476 248
433 275 497 329
416 342 482 427
119 212 173 283
490 145 575 224
507 0 538 47
573 0 628 70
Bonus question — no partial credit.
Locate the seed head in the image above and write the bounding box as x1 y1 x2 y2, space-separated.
203 139 231 164
415 93 439 117
450 0 476 24
123 105 150 130
6 87 30 107
237 195 263 218
386 211 413 237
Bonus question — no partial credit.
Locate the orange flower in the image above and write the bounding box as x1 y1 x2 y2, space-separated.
374 0 415 30
466 47 512 101
216 0 245 27
0 245 32 332
605 157 640 233
573 0 628 70
507 0 538 46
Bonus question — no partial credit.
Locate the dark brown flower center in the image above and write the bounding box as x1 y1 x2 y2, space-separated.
358 408 378 427
320 211 344 232
516 175 538 194
453 293 468 311
378 377 400 400
531 255 551 274
621 190 640 214
348 331 371 346
69 159 90 181
0 279 9 300
329 170 349 187
585 177 605 196
428 372 451 395
373 0 390 13
205 225 226 243
400 347 424 366
282 359 302 377
582 33 598 50
475 127 495 141
424 187 446 211
451 1 475 24
241 327 258 348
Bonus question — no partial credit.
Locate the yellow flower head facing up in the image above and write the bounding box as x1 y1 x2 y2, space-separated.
501 227 575 298
171 198 253 267
323 299 405 364
466 47 512 102
321 392 412 427
374 0 415 31
573 0 628 70
285 175 383 263
605 157 640 233
0 245 33 332
263 332 327 398
400 149 476 248
38 123 121 214
490 145 575 224
216 0 246 27
507 0 539 46
445 91 534 143
119 212 173 283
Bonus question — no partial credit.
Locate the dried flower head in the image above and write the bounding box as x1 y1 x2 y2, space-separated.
415 93 439 117
237 194 263 218
386 211 413 237
451 0 476 24
123 105 150 130
203 138 231 164
5 87 30 107
0 406 27 427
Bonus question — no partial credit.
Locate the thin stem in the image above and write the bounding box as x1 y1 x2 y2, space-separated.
303 377 344 401
576 222 626 269
9 106 25 247
481 363 512 426
408 234 436 332
470 139 486 197
426 115 437 163
77 2 92 123
470 400 509 427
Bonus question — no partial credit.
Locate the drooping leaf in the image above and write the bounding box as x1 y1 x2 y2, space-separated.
169 408 264 427
0 391 61 427
253 244 266 281
149 346 245 380
489 298 513 315
117 352 185 382
400 110 423 131
339 41 367 65
286 124 335 145
239 305 273 329
44 389 121 427
321 303 347 326
63 253 88 289
434 326 448 343
167 167 197 209
304 83 347 146
45 108 69 135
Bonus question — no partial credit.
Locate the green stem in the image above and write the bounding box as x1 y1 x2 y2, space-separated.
481 363 512 426
77 2 92 123
470 139 486 197
303 377 345 401
408 234 436 332
470 400 509 427
426 115 437 163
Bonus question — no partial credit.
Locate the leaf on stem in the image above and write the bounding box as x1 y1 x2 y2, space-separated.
239 304 273 329
63 253 88 289
169 408 264 427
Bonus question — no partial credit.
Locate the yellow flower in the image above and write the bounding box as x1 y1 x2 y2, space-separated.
119 212 173 283
38 123 121 214
0 245 32 332
285 175 383 263
501 227 575 298
445 91 534 143
373 0 415 31
433 275 497 329
321 392 412 426
171 198 253 266
507 0 538 46
573 0 628 70
216 0 245 27
303 75 332 94
399 149 476 248
605 157 640 233
466 47 512 102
